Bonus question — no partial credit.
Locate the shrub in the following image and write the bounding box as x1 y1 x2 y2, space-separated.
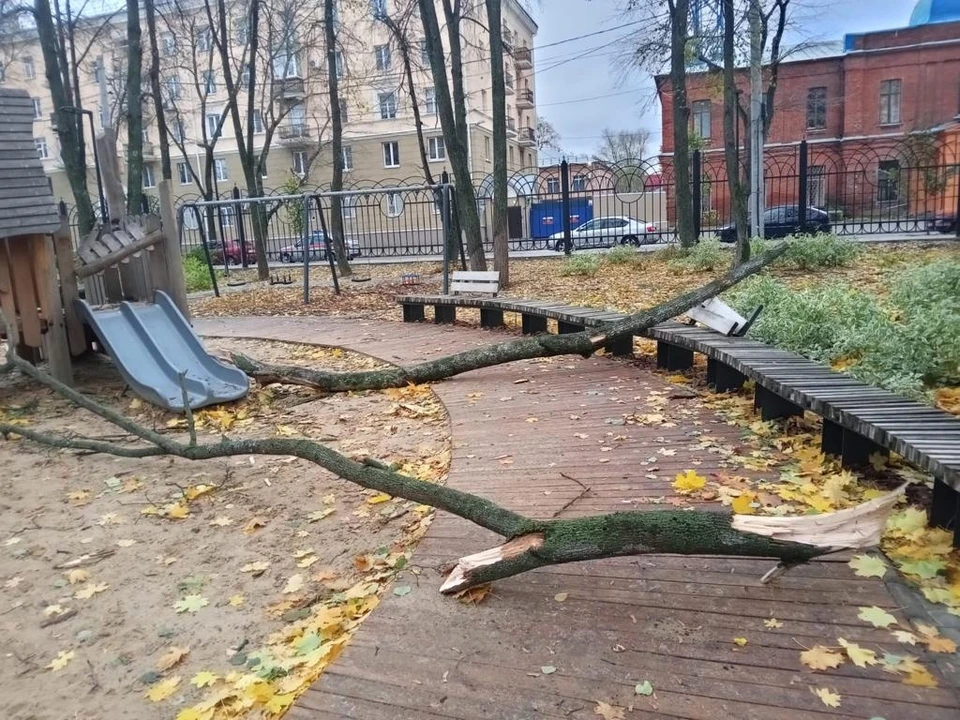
185 245 208 264
603 245 647 269
669 238 727 272
183 255 214 292
559 254 601 277
779 232 860 270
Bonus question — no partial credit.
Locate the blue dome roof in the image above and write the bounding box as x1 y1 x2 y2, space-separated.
909 0 960 25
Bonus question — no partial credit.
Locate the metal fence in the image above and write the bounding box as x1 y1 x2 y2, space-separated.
64 138 960 259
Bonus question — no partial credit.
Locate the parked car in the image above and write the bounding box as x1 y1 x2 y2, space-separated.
718 205 831 243
209 239 257 266
279 231 361 263
926 212 957 234
550 216 659 251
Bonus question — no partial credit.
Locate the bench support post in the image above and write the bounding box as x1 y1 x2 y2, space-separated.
606 335 633 357
931 478 960 548
839 429 888 468
521 314 547 335
821 419 845 456
656 342 694 371
557 321 584 334
706 358 745 392
754 384 803 421
402 303 425 323
480 308 504 329
434 305 456 324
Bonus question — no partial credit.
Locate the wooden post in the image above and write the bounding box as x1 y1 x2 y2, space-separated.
52 209 87 355
157 180 189 320
30 235 72 385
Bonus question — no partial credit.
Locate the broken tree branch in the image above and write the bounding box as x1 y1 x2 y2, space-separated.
233 244 788 392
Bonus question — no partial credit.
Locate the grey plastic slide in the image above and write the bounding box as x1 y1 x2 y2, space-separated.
77 290 249 411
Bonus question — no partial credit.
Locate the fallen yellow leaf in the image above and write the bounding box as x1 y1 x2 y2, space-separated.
46 650 74 672
156 646 190 671
672 469 706 495
810 686 841 708
800 645 844 671
145 675 181 702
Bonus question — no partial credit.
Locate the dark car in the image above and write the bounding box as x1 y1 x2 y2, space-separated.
279 231 361 263
209 239 257 265
926 213 957 234
718 205 831 243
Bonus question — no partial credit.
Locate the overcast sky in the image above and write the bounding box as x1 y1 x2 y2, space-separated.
528 0 922 163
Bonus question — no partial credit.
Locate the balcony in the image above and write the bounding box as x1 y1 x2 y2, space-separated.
504 73 515 95
272 76 305 102
124 142 156 159
515 46 532 70
502 27 514 53
517 88 534 109
278 124 316 147
506 117 517 138
518 126 536 147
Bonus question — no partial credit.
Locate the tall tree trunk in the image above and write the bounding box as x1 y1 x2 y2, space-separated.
668 0 695 248
419 0 486 270
486 0 509 287
125 0 144 215
144 0 171 181
722 0 748 265
35 0 96 235
324 0 351 277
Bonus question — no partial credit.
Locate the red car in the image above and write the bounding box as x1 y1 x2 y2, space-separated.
209 240 257 266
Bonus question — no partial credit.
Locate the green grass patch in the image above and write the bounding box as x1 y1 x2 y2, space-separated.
560 254 601 277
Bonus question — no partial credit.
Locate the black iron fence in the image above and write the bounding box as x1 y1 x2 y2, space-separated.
64 138 960 259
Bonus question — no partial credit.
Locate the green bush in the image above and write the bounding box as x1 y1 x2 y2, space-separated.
603 245 646 268
185 246 207 264
725 259 960 399
183 255 214 292
779 233 860 270
669 238 727 272
559 254 601 277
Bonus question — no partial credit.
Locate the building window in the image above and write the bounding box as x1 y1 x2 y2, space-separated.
22 57 35 80
546 176 560 194
428 136 445 161
806 87 826 130
571 174 586 192
386 192 403 217
342 195 356 219
273 51 300 79
235 17 249 45
370 0 386 17
239 64 251 90
808 165 826 206
692 100 711 140
375 44 391 71
171 117 186 143
509 146 514 164
484 136 491 161
205 112 221 138
162 33 176 56
253 109 264 134
164 75 181 100
177 162 191 185
142 165 156 189
197 26 212 52
342 145 353 170
32 97 41 120
481 89 487 110
379 91 397 119
338 99 348 123
877 159 900 203
335 51 344 79
383 141 400 167
879 79 901 125
420 40 429 64
35 137 49 159
0 62 5 83
289 103 306 132
214 158 229 181
203 70 217 94
293 150 308 175
219 206 234 227
424 87 437 114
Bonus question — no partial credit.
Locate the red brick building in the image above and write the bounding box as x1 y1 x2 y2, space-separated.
656 6 960 225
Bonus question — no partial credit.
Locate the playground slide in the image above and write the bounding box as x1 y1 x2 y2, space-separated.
77 290 249 411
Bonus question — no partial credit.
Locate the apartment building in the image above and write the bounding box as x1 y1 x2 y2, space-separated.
0 0 539 208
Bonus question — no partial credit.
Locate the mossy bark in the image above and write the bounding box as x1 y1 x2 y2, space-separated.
235 244 786 392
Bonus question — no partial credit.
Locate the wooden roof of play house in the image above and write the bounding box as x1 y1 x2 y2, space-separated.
0 88 60 239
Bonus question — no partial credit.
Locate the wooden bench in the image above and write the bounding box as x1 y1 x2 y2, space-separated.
397 293 960 545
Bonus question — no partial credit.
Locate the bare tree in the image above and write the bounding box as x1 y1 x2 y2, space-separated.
485 0 508 286
323 0 351 277
144 0 172 181
594 127 650 163
125 0 143 214
536 116 562 154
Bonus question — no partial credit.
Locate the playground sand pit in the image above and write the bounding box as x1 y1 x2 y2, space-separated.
0 337 450 720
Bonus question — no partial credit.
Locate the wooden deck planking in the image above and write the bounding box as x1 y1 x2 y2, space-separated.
195 317 957 720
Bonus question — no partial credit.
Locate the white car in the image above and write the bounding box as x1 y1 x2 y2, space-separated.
550 216 658 251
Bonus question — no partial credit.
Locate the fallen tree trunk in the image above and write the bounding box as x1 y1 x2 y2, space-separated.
0 323 901 595
233 244 787 392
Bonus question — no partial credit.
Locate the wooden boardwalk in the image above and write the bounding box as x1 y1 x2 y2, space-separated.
196 316 960 720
